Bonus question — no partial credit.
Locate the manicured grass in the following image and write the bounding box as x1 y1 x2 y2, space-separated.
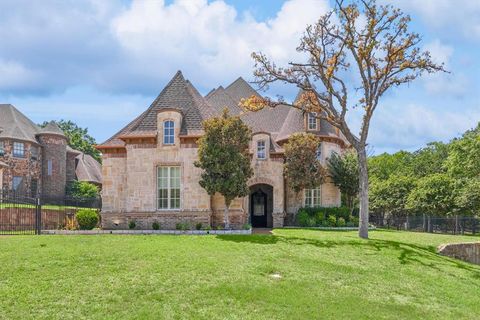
1 230 479 319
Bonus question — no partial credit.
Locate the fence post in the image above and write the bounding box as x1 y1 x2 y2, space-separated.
35 196 42 235
454 215 459 235
427 215 432 233
405 216 410 231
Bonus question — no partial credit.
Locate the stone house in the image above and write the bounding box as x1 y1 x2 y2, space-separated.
0 104 102 198
97 71 347 229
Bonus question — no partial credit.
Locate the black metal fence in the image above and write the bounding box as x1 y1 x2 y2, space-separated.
0 189 101 235
370 214 479 235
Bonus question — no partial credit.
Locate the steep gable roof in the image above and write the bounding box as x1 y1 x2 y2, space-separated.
224 77 261 104
75 153 102 185
205 86 242 115
98 71 215 147
0 104 41 144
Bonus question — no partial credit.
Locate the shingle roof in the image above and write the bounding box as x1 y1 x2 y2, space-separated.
75 153 102 185
0 104 41 144
99 71 215 146
205 86 241 114
39 121 66 138
98 72 344 149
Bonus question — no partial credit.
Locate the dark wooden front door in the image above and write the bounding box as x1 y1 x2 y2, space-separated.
251 189 267 228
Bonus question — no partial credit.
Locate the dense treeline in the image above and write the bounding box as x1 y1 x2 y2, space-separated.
368 124 480 219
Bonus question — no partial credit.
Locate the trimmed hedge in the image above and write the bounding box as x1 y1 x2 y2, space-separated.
76 209 99 230
295 206 357 227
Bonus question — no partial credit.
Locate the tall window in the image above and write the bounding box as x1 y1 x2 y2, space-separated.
308 113 318 130
13 176 23 191
13 142 25 158
31 146 38 160
257 140 266 159
0 141 4 156
304 187 321 207
316 143 322 161
163 120 175 145
47 160 53 176
157 166 180 210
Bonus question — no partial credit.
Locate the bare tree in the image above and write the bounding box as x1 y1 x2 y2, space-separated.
242 0 446 238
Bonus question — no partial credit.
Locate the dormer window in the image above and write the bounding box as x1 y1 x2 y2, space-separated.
308 113 318 130
163 120 175 145
257 140 266 159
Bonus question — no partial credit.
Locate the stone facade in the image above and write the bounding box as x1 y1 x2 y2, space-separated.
0 139 42 195
438 242 480 265
98 71 346 230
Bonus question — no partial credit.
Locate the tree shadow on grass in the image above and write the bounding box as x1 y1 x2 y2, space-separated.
216 233 480 279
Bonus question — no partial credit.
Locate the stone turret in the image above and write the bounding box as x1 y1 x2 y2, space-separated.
36 122 67 199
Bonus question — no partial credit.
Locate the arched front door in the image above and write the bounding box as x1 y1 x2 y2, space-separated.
249 184 273 228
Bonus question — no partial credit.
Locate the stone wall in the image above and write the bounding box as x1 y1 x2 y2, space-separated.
38 134 67 198
438 242 480 265
0 139 42 195
101 153 127 213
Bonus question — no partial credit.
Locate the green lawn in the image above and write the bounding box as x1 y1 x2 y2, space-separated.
1 230 479 319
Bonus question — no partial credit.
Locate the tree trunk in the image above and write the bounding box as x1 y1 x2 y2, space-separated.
357 147 369 239
224 203 230 230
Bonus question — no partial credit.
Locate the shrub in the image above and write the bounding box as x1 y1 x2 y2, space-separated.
76 209 99 230
296 210 310 227
326 215 337 227
307 217 317 227
195 222 203 230
351 216 360 226
242 223 252 230
216 225 224 230
128 220 136 230
204 225 212 231
176 222 190 231
337 217 346 227
152 221 160 230
66 181 99 199
315 211 326 225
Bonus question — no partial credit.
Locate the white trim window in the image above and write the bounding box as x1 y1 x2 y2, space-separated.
316 143 322 161
163 120 175 145
304 187 322 207
0 141 4 156
257 140 266 159
308 112 318 130
13 176 23 191
157 166 181 210
13 142 25 158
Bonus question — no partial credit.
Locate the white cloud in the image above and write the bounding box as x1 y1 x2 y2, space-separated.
368 102 480 154
111 0 330 90
0 59 40 90
385 0 480 40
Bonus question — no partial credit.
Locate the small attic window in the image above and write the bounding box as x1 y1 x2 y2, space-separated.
257 140 266 159
308 113 318 130
163 120 175 145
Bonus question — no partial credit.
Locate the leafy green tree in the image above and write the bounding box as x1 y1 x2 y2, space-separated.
66 181 99 199
284 133 326 193
370 175 416 219
406 174 456 216
40 120 101 162
194 109 253 229
327 150 358 209
454 178 480 216
410 142 448 177
445 125 480 179
368 151 413 181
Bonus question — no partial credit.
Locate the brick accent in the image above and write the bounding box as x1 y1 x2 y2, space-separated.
38 134 67 198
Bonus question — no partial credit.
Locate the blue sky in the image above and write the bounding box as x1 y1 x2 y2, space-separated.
0 0 478 154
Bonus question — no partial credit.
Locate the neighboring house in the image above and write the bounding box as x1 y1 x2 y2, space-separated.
0 104 102 197
97 71 347 229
